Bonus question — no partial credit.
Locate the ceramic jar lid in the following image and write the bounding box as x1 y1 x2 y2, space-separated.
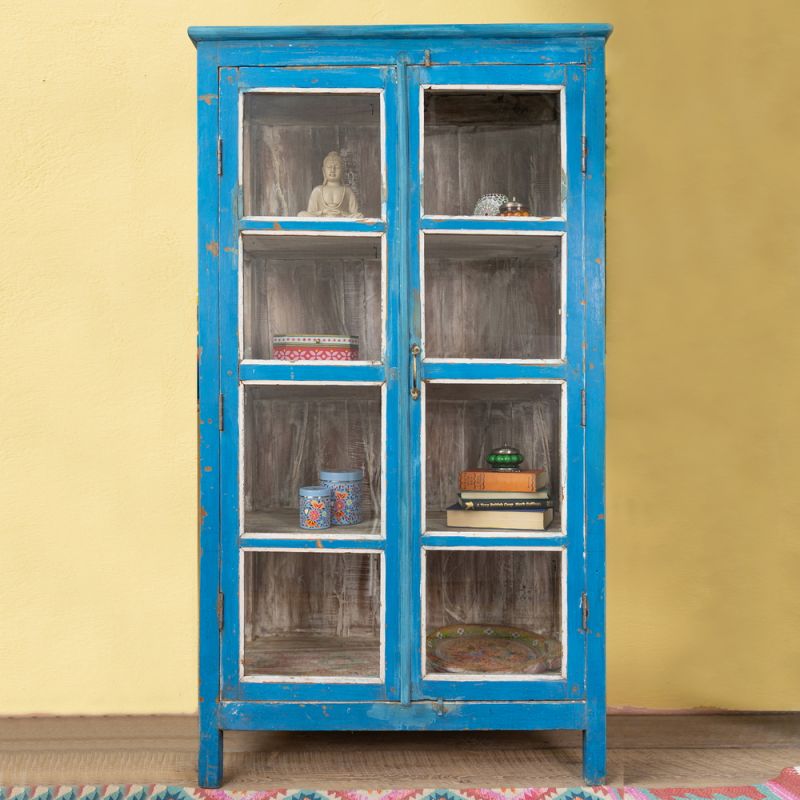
299 485 333 497
320 469 364 482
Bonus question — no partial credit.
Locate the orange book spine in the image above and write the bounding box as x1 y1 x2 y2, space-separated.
458 469 545 492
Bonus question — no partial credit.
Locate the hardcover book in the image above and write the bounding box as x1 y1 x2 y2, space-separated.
458 469 549 493
458 498 551 511
459 488 550 501
445 504 554 531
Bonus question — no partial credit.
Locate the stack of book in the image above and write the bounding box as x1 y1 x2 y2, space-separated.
446 468 553 530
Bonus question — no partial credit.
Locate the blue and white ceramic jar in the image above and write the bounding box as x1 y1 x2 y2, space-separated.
298 485 332 530
319 468 363 526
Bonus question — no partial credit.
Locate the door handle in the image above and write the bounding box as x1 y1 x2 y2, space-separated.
410 343 421 400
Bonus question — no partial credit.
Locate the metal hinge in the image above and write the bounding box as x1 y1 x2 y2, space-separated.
217 138 223 176
581 389 586 427
581 592 589 632
581 136 588 174
423 49 432 67
218 393 224 432
217 591 224 631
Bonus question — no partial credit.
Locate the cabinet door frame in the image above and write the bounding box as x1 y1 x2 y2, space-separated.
405 63 589 702
216 64 406 703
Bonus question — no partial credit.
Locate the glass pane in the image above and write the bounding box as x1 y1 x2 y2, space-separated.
244 384 382 535
425 383 561 533
425 549 562 676
424 90 561 217
424 234 561 359
244 551 381 677
243 235 382 362
243 92 382 218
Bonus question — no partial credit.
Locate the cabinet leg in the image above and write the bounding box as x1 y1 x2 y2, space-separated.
198 724 223 788
582 720 606 785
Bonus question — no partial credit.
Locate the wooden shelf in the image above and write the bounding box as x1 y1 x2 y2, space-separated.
245 508 381 536
243 633 380 677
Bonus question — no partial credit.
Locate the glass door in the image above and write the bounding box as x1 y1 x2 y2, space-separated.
407 64 587 701
217 66 404 702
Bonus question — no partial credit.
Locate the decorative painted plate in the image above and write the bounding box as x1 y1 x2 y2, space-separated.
426 624 562 675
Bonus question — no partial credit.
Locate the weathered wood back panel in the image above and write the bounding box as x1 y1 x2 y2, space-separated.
426 549 561 636
425 234 561 359
245 551 381 641
244 256 382 361
425 383 561 514
424 92 561 217
244 93 382 217
244 385 382 519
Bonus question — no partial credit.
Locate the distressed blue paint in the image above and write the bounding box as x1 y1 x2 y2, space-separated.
196 41 223 790
192 25 610 787
188 41 595 70
239 65 388 91
217 67 243 707
422 217 566 233
582 39 608 786
238 363 386 382
218 700 587 731
239 537 387 550
382 61 405 705
405 64 425 703
410 62 587 705
395 55 414 707
240 218 385 233
413 678 572 702
416 62 565 85
235 681 389 703
188 24 613 43
421 361 570 382
217 64 402 709
422 534 567 548
563 64 589 709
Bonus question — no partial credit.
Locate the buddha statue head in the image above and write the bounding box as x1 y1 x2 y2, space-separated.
322 151 344 185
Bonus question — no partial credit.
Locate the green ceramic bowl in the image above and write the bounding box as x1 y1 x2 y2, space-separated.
486 445 525 471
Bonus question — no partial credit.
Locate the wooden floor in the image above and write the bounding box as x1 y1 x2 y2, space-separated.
0 714 798 789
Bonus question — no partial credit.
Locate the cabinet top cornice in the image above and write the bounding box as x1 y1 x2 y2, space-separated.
188 23 613 46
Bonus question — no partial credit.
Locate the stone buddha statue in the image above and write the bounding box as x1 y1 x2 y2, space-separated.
299 151 362 218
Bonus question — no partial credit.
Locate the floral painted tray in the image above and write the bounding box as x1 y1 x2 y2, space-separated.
426 624 562 675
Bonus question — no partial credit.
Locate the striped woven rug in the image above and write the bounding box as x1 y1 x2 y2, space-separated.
2 770 799 800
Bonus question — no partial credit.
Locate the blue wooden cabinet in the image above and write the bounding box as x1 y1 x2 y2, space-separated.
190 24 611 788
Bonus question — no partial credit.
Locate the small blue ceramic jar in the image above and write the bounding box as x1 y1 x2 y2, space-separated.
298 485 332 530
319 468 363 526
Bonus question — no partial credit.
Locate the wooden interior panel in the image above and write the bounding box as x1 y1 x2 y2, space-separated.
243 93 381 217
243 235 382 361
244 551 381 677
425 549 561 636
424 234 561 359
425 382 561 519
244 384 382 527
424 91 561 217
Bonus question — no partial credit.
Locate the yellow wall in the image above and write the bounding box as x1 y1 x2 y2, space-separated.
1 0 798 714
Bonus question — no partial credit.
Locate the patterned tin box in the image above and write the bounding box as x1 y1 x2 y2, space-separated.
272 334 359 362
299 485 333 530
320 468 363 526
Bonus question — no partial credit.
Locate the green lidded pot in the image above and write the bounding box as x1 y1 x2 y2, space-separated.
486 443 525 471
